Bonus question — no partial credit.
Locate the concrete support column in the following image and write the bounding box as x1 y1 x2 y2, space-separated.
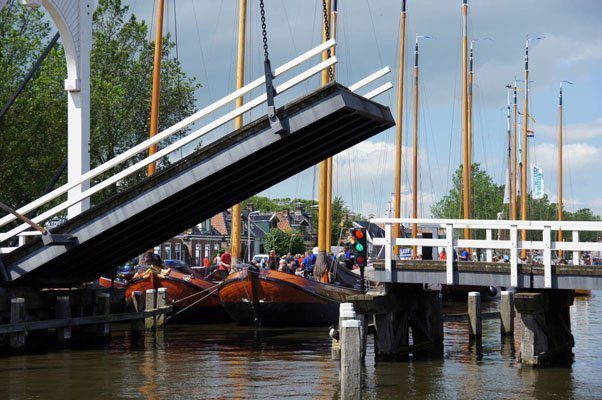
515 290 575 367
145 289 157 330
468 291 482 339
500 290 515 336
340 319 361 400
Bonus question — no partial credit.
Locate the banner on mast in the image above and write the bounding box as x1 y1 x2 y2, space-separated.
503 169 510 204
530 163 544 200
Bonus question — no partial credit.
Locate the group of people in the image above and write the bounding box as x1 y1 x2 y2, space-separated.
252 250 317 277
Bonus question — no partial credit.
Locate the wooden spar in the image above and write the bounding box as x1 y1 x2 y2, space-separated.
317 0 332 261
557 80 572 256
393 0 407 255
467 41 473 208
512 82 518 220
412 36 420 259
231 0 247 264
506 85 513 219
461 0 470 240
558 82 563 255
520 40 529 258
147 0 166 177
325 0 337 252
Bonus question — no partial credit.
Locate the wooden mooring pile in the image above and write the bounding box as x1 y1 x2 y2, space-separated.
0 287 171 353
332 283 575 399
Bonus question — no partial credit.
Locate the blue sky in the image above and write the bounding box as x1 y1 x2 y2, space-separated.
124 0 602 217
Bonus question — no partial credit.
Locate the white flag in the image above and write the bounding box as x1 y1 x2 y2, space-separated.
530 163 544 200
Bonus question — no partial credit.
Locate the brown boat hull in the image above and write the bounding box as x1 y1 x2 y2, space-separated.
219 268 360 326
126 271 229 323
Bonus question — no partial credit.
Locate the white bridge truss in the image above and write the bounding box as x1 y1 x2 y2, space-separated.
371 218 602 290
0 39 393 254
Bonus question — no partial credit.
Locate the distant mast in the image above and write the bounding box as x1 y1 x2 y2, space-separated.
558 80 573 257
461 0 470 238
520 36 544 258
505 85 513 219
512 81 518 220
393 0 407 255
412 35 430 258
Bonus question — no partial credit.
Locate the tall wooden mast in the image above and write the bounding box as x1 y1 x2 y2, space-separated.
558 81 564 255
467 40 473 205
506 85 513 219
411 35 421 259
230 0 247 264
147 0 166 177
520 38 529 258
557 80 572 256
317 0 332 265
461 0 470 238
325 0 338 252
512 81 518 220
393 0 407 255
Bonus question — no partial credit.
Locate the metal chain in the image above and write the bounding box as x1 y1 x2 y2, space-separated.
260 0 269 61
322 0 334 81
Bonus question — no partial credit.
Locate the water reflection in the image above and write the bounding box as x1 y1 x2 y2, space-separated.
0 293 599 399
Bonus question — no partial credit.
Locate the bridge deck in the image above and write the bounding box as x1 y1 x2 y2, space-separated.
2 83 394 286
369 260 602 290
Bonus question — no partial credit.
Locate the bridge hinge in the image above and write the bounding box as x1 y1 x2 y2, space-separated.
42 232 78 247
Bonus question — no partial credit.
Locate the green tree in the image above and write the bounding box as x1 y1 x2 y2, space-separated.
264 228 305 255
0 0 198 209
431 164 504 220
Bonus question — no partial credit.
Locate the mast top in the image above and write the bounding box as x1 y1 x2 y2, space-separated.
402 0 407 12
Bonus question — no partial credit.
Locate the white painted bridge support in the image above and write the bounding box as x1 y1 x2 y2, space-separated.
22 0 93 218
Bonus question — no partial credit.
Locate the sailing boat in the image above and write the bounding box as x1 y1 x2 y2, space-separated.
218 0 361 326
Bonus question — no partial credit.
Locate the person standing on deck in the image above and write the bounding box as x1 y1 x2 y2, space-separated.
267 250 279 270
220 249 232 273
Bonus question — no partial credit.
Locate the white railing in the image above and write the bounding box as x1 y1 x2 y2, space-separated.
371 218 602 288
0 39 392 251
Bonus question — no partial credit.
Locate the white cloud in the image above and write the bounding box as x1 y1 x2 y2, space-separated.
533 142 601 172
536 117 602 141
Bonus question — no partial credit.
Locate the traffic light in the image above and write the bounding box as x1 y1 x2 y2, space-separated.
350 227 367 267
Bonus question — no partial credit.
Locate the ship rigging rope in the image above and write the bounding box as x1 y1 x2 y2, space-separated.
166 287 220 320
168 282 220 305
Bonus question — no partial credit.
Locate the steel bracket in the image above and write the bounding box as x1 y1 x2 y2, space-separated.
42 233 78 247
263 59 287 136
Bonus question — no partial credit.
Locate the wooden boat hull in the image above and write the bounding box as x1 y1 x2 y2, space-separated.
219 268 360 326
126 271 229 323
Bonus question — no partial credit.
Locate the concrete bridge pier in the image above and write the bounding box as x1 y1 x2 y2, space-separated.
351 283 443 361
514 290 575 367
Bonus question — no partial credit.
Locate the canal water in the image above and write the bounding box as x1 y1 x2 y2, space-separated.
1 293 600 399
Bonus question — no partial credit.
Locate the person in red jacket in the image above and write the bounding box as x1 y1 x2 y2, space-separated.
220 249 232 273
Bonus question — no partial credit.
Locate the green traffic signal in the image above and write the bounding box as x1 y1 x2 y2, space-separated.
355 242 364 252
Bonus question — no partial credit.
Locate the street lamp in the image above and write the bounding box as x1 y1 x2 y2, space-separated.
247 210 260 262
